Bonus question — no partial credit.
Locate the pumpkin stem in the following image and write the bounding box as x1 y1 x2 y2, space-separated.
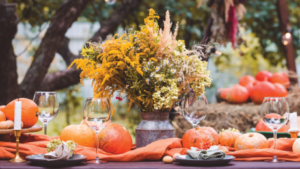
195 126 201 130
249 133 254 137
36 112 39 117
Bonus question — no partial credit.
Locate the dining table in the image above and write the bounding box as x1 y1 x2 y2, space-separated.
0 160 300 169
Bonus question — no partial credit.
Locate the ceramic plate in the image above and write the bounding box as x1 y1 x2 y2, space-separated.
26 154 86 167
175 155 235 166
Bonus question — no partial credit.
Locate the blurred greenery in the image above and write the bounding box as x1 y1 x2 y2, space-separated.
9 0 300 137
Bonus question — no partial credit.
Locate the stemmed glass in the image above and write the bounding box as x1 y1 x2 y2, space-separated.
181 92 208 128
83 97 111 164
33 91 59 135
261 97 289 163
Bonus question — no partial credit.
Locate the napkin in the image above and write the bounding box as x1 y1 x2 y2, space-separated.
44 142 73 160
187 146 225 160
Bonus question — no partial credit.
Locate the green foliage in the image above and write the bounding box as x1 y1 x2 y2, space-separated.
242 0 300 65
214 26 285 78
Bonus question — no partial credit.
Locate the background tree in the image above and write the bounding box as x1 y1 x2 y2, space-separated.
1 0 300 106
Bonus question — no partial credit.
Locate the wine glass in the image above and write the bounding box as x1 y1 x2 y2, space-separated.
33 91 59 135
261 97 289 163
83 97 111 164
181 92 208 128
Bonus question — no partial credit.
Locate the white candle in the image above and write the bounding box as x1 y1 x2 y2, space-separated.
289 112 298 130
14 101 22 130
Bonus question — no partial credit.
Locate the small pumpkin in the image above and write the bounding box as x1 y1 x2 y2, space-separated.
269 72 290 88
60 125 96 147
218 128 241 147
255 120 289 133
98 123 132 154
2 98 38 128
234 133 268 150
250 81 276 104
0 111 6 122
273 83 288 97
0 105 5 112
215 88 229 102
255 70 272 81
226 84 249 104
292 138 300 153
182 126 218 149
239 75 256 87
0 120 14 129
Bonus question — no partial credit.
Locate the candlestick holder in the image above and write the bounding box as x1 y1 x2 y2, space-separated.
9 130 26 163
289 131 299 138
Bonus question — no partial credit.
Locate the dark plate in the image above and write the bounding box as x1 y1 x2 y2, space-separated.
175 155 235 166
26 154 87 167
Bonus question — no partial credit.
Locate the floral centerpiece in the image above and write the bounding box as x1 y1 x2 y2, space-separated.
71 9 213 113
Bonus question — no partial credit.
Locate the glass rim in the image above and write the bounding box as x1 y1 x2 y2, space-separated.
34 91 56 94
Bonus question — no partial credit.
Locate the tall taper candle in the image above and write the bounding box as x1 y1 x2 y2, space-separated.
14 101 22 130
289 112 298 130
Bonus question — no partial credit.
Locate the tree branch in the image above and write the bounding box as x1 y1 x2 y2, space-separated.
39 0 142 91
90 0 142 42
20 0 91 98
0 2 19 105
57 37 81 65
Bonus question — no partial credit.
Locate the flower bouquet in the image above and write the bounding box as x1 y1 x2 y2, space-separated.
71 9 214 147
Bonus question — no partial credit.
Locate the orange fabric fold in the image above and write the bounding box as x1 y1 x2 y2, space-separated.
227 138 300 161
0 134 187 161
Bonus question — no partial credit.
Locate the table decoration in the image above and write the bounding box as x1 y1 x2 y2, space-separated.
218 128 241 147
182 126 218 149
60 124 96 147
33 91 59 135
45 139 77 160
26 154 86 167
9 98 26 163
174 154 235 166
70 9 214 148
82 97 111 164
0 125 42 134
234 132 268 150
288 112 299 138
187 146 225 160
98 123 132 154
260 97 289 162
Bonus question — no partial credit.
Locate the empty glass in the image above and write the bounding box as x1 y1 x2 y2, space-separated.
181 92 208 128
83 97 111 164
261 97 289 163
33 91 59 135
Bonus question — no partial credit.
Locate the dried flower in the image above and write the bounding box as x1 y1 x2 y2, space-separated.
163 59 169 66
155 66 161 72
177 77 182 82
146 78 150 84
171 69 176 74
150 72 155 77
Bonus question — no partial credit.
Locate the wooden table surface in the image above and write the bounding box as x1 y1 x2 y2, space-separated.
1 160 300 169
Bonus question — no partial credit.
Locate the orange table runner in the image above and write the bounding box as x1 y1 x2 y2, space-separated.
0 134 300 162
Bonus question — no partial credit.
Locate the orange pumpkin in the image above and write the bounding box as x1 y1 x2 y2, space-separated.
245 83 254 97
218 128 241 147
234 133 268 150
98 123 132 154
239 75 256 87
255 120 289 133
0 111 6 122
182 126 218 149
273 83 288 97
60 125 96 147
250 81 276 104
226 85 249 104
216 88 229 102
269 72 290 88
0 105 5 112
2 98 38 128
255 70 272 81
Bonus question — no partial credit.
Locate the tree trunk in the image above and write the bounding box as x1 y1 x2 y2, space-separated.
0 3 19 105
20 0 91 99
39 0 142 91
276 0 298 86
